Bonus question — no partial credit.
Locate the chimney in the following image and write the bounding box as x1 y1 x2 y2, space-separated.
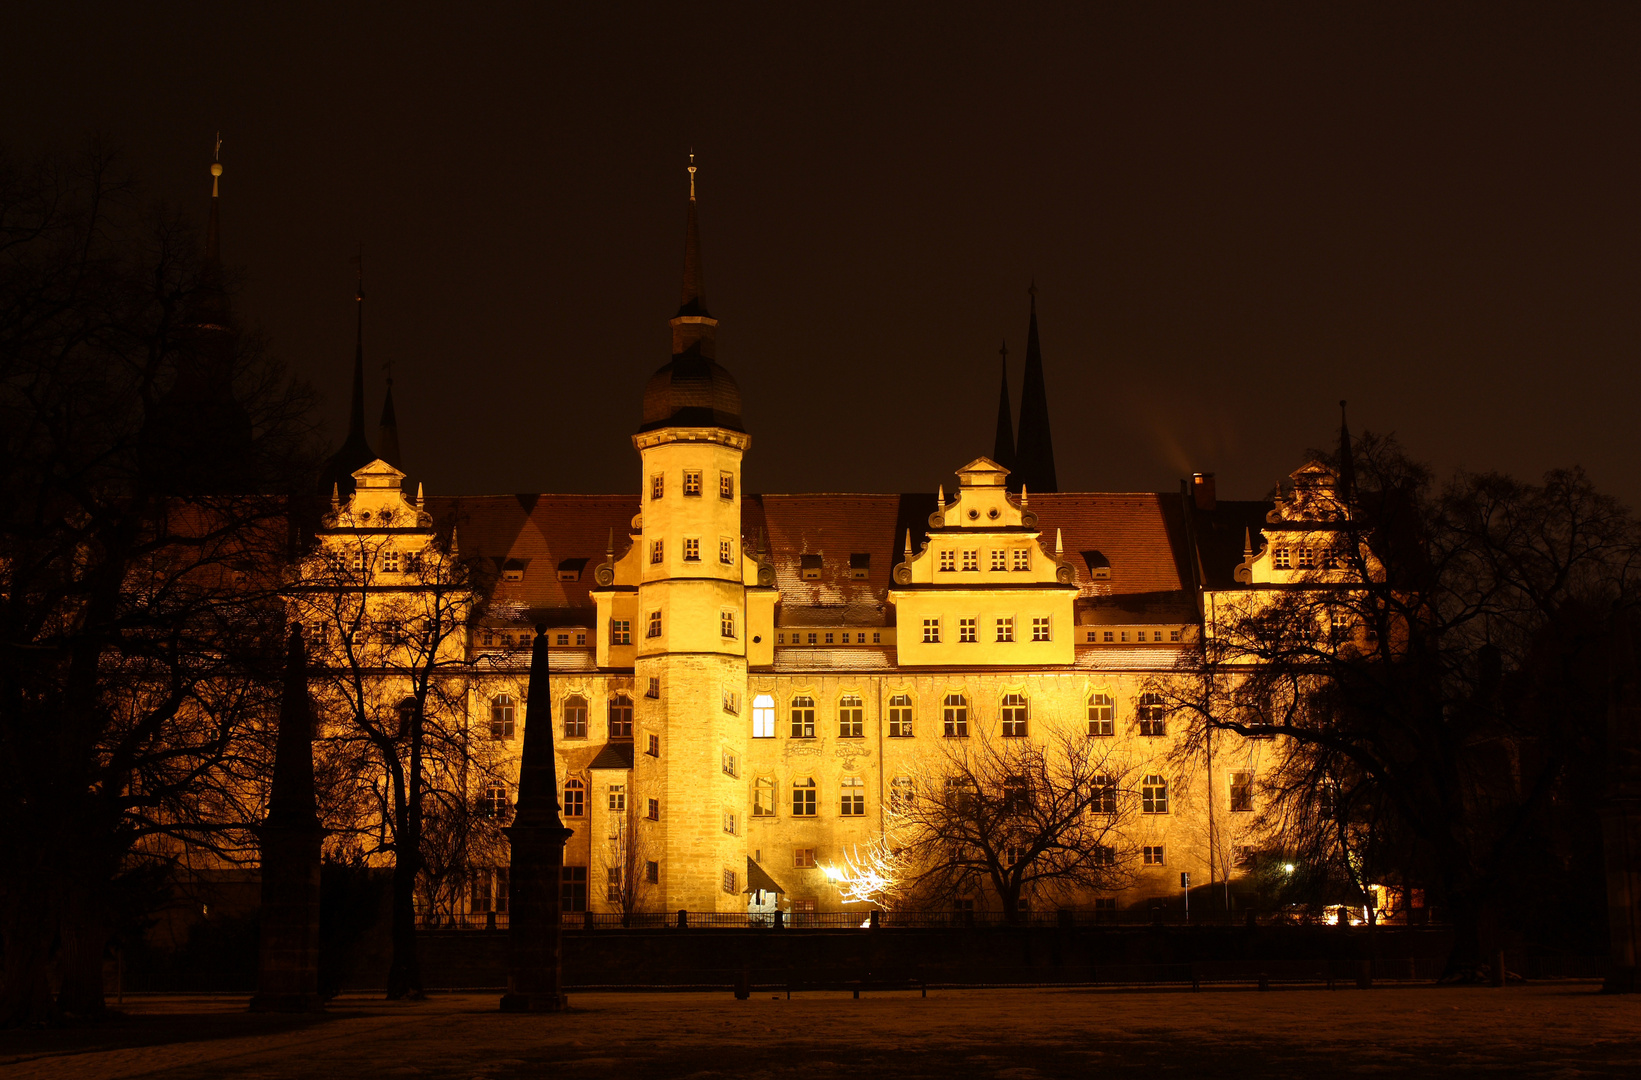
1192 472 1217 512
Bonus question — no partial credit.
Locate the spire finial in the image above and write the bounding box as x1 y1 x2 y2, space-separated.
904 528 912 556
1243 525 1254 559
210 132 223 194
205 135 224 266
688 148 697 200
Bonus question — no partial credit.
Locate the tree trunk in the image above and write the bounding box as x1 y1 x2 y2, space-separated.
385 710 425 1000
0 899 57 1027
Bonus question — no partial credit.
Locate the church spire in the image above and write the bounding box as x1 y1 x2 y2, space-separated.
1013 283 1058 493
668 151 719 359
378 376 402 470
316 256 377 497
993 340 1016 473
1338 399 1356 506
205 132 223 269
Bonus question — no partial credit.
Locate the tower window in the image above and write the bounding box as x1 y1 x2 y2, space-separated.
838 694 864 738
942 693 968 738
647 798 660 820
996 617 1014 643
721 610 737 638
563 695 588 738
608 695 633 739
722 749 738 778
888 693 914 737
646 610 662 638
650 539 664 564
683 470 702 496
719 538 733 564
651 474 664 500
719 472 734 499
683 538 700 561
939 550 956 572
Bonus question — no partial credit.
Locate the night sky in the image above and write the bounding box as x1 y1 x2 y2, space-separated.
6 2 1637 505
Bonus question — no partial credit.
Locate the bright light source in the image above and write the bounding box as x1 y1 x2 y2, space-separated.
1282 863 1295 874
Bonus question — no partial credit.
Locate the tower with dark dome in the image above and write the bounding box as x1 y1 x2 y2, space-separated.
625 154 755 912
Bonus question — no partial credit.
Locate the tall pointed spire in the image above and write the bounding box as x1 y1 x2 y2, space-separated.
1338 399 1356 507
677 150 709 319
378 377 402 470
1014 283 1058 493
993 341 1016 473
316 255 377 497
205 132 223 269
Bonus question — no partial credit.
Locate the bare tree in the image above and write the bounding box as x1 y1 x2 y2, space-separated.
888 726 1139 922
600 809 653 926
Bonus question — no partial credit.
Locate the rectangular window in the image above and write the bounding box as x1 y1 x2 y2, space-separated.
962 550 979 572
939 550 956 572
650 539 664 564
721 610 736 638
840 776 865 816
646 676 660 698
608 784 626 813
996 617 1014 643
795 847 817 869
990 549 1008 571
888 695 914 738
1230 771 1254 813
1120 631 1129 643
1012 548 1030 571
922 618 941 644
824 632 834 644
791 780 817 816
719 537 733 564
807 632 817 645
722 688 739 714
719 471 734 499
1103 631 1114 643
683 470 702 496
1296 547 1315 569
838 695 864 738
753 777 777 817
722 749 738 778
723 868 736 894
958 617 977 643
683 538 700 561
753 695 776 738
1001 693 1028 738
1143 845 1166 866
1091 774 1117 814
556 633 570 646
1031 616 1050 642
647 611 662 638
607 866 623 902
561 866 588 913
873 631 881 643
723 811 737 835
563 697 588 738
777 633 785 645
650 474 664 500
646 733 660 757
943 695 968 738
381 549 400 574
1170 629 1181 642
790 697 816 738
1087 694 1114 737
1273 548 1291 569
1141 774 1169 815
611 620 631 645
646 860 659 885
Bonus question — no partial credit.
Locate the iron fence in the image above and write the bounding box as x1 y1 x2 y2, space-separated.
417 908 1451 932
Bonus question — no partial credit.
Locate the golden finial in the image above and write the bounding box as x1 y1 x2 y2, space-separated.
211 132 223 196
688 148 697 200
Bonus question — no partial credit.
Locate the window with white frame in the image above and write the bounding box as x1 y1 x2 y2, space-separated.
752 694 776 738
722 867 736 894
562 778 585 817
490 694 515 740
382 549 400 573
1031 616 1051 642
922 617 940 644
563 695 588 738
1088 693 1114 736
838 694 864 738
650 473 664 500
723 810 737 835
1143 845 1166 865
1136 693 1167 737
943 693 969 737
1091 774 1117 814
840 776 865 816
1141 774 1169 814
794 847 817 868
1012 548 1030 571
1001 692 1028 737
753 777 777 817
722 748 738 778
722 688 739 714
996 616 1014 643
608 695 633 738
650 539 664 564
958 617 977 643
719 471 734 499
608 783 626 813
1272 548 1291 569
890 776 914 813
939 550 956 572
888 694 914 737
790 695 816 738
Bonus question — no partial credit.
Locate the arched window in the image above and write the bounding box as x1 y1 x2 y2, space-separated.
1001 692 1028 737
563 695 588 739
840 776 865 816
490 694 515 740
1136 693 1167 737
1141 774 1169 815
888 694 914 738
790 695 816 739
837 694 864 738
482 782 509 819
753 777 777 817
752 694 776 738
943 693 969 738
608 694 633 739
1087 693 1115 737
791 777 817 816
562 778 585 817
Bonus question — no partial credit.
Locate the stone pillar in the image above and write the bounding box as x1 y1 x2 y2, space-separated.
250 627 326 1012
501 626 574 1012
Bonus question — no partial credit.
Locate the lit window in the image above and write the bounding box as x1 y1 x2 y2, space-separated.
790 695 816 738
959 617 977 643
1143 845 1166 865
961 550 978 571
795 847 817 868
561 866 588 913
1136 693 1167 737
1231 771 1254 813
651 474 664 500
990 550 1007 571
753 694 776 738
1141 775 1169 815
683 538 700 561
1031 616 1050 642
683 470 702 496
1087 693 1114 736
1273 548 1291 569
719 538 733 564
720 471 734 499
840 776 865 816
939 550 956 572
608 784 626 813
996 617 1014 643
650 539 664 564
722 748 738 778
608 695 633 738
753 777 777 817
562 779 585 817
563 695 588 738
888 693 914 737
1103 631 1114 643
838 694 864 738
610 620 631 645
489 694 515 740
792 778 817 816
943 693 969 738
1001 692 1028 737
482 782 508 819
721 610 736 638
1012 548 1030 571
646 610 662 638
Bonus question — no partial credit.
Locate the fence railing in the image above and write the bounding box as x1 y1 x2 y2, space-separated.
417 908 1449 932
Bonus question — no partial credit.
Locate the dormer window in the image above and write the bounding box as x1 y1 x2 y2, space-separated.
502 559 524 583
800 554 822 580
557 558 588 582
1083 551 1111 580
849 553 870 580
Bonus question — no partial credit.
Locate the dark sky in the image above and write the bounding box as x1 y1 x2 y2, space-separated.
6 2 1637 505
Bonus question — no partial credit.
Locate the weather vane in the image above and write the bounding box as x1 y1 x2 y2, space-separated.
688 148 696 199
213 132 222 162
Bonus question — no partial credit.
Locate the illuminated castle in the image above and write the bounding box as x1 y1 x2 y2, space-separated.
303 159 1312 919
